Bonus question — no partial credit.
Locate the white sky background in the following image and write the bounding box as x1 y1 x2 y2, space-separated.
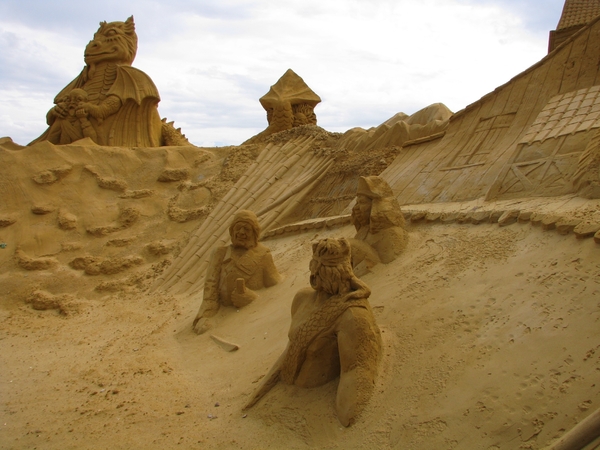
0 0 566 147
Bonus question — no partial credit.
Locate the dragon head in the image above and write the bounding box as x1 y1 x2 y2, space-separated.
84 16 137 66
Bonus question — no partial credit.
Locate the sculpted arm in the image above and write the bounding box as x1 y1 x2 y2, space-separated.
193 246 226 327
78 95 122 120
335 307 381 427
47 103 68 124
290 287 312 317
261 249 282 288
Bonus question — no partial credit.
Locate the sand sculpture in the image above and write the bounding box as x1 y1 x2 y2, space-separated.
245 237 381 427
549 0 600 52
29 16 186 147
43 88 98 145
373 8 600 205
245 69 321 143
192 210 281 333
3 3 600 448
349 176 408 275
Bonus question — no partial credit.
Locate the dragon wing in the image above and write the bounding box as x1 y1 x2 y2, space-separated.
106 66 163 147
108 65 160 105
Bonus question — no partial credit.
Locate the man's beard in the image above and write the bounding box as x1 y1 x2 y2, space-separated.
352 205 370 228
352 212 370 229
232 235 256 249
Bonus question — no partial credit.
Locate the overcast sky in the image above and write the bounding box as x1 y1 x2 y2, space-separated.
0 0 566 146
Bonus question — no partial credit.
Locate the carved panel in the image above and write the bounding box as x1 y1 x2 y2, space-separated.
491 86 600 199
443 113 516 170
521 85 600 144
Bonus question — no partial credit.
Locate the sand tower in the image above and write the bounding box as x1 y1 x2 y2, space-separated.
549 0 600 52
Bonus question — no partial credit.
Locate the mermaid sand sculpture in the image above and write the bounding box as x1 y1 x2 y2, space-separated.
193 210 281 334
244 237 381 427
29 16 187 147
350 176 408 275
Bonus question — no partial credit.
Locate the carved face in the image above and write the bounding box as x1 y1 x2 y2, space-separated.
84 16 137 65
64 89 87 115
352 195 372 227
68 89 88 107
231 221 257 249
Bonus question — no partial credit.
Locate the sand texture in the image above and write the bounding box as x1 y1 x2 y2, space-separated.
1 134 599 449
3 5 600 449
1 205 600 448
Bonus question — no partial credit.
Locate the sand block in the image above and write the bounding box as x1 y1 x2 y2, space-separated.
518 211 533 223
498 209 520 226
489 210 505 223
425 212 441 223
541 215 561 231
410 211 427 223
556 219 582 235
469 211 490 224
574 222 600 239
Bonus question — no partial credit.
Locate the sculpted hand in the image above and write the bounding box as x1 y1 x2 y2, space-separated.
75 105 89 119
192 299 219 334
77 103 101 119
231 278 259 308
193 317 214 335
52 104 68 119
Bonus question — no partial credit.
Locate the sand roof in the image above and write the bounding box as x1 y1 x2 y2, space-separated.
557 0 600 30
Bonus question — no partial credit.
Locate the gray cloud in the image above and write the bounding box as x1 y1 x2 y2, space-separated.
0 0 567 146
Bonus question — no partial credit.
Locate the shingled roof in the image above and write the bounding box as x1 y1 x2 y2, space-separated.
557 0 600 29
549 0 600 52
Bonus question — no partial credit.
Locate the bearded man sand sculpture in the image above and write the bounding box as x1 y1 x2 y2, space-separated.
29 16 166 147
245 238 381 427
193 210 281 334
350 176 408 274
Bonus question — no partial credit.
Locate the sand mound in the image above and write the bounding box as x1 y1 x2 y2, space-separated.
1 215 599 448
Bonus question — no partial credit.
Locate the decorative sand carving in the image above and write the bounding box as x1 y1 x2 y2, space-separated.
245 69 321 143
153 127 337 295
193 210 281 334
28 16 187 147
26 290 82 315
86 207 140 236
245 238 381 427
1 4 600 449
15 247 58 270
350 176 408 275
277 104 452 224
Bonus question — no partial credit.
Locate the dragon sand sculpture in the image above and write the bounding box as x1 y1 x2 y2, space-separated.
29 16 187 147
